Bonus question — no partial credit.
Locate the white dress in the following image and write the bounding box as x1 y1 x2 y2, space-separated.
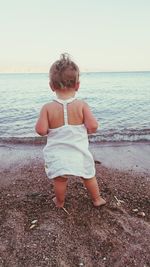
43 97 95 179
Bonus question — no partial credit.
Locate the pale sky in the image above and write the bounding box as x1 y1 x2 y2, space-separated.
0 0 150 72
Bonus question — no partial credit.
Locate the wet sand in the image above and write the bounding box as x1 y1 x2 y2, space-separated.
90 141 150 173
0 141 150 172
0 141 150 266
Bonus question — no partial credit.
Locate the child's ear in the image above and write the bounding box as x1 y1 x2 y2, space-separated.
75 82 80 91
49 81 55 91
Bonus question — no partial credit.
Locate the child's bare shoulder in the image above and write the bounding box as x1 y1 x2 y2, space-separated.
76 99 89 109
43 101 56 110
75 99 87 107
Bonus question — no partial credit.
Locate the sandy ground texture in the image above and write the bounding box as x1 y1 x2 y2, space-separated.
0 142 150 267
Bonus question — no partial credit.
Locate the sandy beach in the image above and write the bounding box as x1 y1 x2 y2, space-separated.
0 141 150 267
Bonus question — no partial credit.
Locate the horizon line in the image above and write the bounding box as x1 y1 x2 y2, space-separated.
0 70 150 74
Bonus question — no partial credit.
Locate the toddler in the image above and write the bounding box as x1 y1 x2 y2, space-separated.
35 53 106 209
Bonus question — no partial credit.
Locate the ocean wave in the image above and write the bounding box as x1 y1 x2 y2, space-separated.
89 128 150 142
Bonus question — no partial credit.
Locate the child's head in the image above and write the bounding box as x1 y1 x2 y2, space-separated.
49 53 80 91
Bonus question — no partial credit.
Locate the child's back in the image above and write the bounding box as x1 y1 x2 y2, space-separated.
44 98 84 129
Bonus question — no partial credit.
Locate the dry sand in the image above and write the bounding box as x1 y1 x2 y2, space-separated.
0 141 150 267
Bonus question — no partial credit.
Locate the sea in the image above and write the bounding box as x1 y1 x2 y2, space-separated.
0 72 150 143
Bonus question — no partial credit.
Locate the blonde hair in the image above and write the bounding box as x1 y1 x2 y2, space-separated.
49 53 80 90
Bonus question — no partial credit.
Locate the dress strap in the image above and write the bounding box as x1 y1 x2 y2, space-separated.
63 103 68 125
53 97 76 125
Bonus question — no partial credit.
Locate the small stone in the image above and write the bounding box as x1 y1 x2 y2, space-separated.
103 257 106 261
44 257 49 261
137 211 145 217
132 208 138 212
29 224 36 229
31 219 38 224
95 160 101 165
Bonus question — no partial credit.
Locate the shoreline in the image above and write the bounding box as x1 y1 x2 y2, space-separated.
0 140 150 173
0 136 150 144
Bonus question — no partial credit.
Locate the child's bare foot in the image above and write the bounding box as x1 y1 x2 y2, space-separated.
52 197 70 215
93 196 106 207
52 197 64 208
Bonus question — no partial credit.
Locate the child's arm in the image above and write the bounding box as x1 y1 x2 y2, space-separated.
35 105 49 136
83 102 98 134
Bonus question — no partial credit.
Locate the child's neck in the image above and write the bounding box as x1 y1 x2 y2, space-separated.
56 89 76 100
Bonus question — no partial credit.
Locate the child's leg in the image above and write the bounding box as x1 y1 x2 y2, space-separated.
53 176 68 208
82 176 106 207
